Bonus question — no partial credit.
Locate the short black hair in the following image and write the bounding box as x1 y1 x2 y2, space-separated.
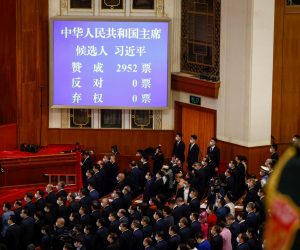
271 143 278 151
191 135 197 140
176 132 183 138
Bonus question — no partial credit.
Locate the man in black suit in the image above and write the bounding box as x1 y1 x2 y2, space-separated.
57 196 69 221
237 233 250 250
13 200 23 225
207 137 220 166
56 181 68 198
119 222 133 250
111 190 124 211
93 162 105 196
67 192 80 213
79 206 92 227
226 213 241 249
20 208 35 249
187 135 200 171
154 232 168 250
81 151 94 186
143 237 155 250
95 218 109 250
172 197 190 225
24 192 35 217
178 217 191 244
127 161 144 197
108 212 120 234
140 155 150 178
131 220 144 250
88 183 100 201
189 212 201 238
245 202 258 230
176 180 192 204
188 189 200 213
167 226 180 250
79 188 92 209
172 132 185 164
141 216 153 238
45 184 57 208
143 172 155 202
100 198 113 224
153 211 167 236
4 215 21 250
34 189 46 212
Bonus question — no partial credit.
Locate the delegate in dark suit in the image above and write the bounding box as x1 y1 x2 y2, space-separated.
4 223 21 250
94 226 109 250
119 230 133 250
155 240 168 250
172 140 185 163
132 229 144 250
168 234 180 250
21 216 35 248
187 143 200 171
207 146 220 166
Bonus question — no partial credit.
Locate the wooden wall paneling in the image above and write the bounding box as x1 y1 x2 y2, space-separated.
271 0 285 142
171 74 220 98
280 13 300 142
0 1 17 125
272 0 300 143
0 124 17 150
47 129 175 158
218 140 271 176
16 0 49 146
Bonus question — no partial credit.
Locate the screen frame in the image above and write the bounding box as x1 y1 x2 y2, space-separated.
49 16 171 110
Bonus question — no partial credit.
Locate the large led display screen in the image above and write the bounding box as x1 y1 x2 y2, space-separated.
50 18 170 109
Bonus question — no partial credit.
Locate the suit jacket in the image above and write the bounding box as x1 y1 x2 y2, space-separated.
25 201 36 217
45 191 57 207
56 189 68 198
94 226 109 250
4 223 21 250
80 214 92 227
94 169 106 196
245 212 258 230
109 220 120 234
79 195 92 209
172 141 185 163
142 225 153 238
211 234 223 250
133 229 144 250
168 234 180 250
57 204 69 221
155 240 168 250
189 220 201 237
229 221 240 249
187 143 200 169
172 204 190 225
153 218 167 235
111 197 124 211
189 197 200 213
179 226 191 244
207 146 220 166
21 216 35 248
237 242 250 250
35 198 46 212
119 230 133 250
89 189 100 201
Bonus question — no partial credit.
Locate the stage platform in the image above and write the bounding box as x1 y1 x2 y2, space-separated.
0 144 82 205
